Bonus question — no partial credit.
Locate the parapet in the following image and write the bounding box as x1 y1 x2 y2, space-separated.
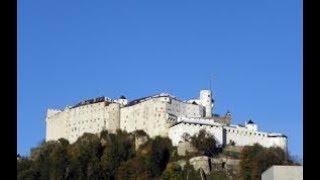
46 109 62 118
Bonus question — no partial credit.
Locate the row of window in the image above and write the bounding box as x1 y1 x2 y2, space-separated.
68 118 104 126
227 129 266 137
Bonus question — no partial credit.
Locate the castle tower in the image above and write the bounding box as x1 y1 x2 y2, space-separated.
200 90 213 117
245 120 258 131
225 110 232 125
117 95 128 107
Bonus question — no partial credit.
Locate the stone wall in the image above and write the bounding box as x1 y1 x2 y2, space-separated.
177 141 197 156
262 166 303 180
189 156 211 174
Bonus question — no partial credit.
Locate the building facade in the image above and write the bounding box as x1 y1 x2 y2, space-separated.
261 166 303 180
46 90 287 151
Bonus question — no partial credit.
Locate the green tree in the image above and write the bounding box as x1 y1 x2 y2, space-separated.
239 144 292 180
67 133 103 180
190 129 216 157
147 136 172 177
17 157 38 180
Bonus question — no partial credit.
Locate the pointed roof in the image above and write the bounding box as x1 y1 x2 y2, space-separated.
119 95 127 99
247 120 254 124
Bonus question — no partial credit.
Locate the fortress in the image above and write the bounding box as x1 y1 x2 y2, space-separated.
46 90 287 151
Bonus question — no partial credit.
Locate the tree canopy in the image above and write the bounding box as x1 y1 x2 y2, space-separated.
239 143 296 180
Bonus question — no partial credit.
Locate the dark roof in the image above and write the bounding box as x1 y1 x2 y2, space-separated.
125 95 153 107
192 101 198 105
119 95 127 99
125 93 176 107
267 134 287 138
247 120 254 124
70 96 110 109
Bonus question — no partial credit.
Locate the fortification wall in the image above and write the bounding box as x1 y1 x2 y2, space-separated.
224 126 270 147
166 99 204 118
46 110 68 141
120 97 169 137
168 122 224 146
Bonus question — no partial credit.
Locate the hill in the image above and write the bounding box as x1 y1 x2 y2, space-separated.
17 129 298 180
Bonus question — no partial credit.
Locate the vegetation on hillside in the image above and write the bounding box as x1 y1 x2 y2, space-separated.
18 130 175 180
239 143 299 180
17 129 299 180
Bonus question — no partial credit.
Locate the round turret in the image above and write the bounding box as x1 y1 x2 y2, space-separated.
245 120 258 131
117 95 128 107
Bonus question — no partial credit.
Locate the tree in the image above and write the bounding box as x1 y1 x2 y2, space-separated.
239 144 294 180
17 157 38 180
147 136 173 177
182 133 191 142
100 130 135 179
190 129 216 156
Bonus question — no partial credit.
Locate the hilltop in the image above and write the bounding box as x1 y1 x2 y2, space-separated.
17 129 299 180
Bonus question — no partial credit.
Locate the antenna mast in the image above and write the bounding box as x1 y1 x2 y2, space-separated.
209 75 213 91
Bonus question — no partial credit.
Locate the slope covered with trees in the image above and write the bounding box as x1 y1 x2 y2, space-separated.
17 129 298 180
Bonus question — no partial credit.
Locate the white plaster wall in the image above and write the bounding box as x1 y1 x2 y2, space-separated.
224 126 287 150
177 117 217 125
46 101 121 143
168 122 224 146
199 90 213 117
224 126 270 147
166 99 204 118
116 99 128 107
245 124 258 131
107 103 120 133
120 97 169 137
67 102 107 143
262 166 303 180
46 110 68 141
268 136 287 151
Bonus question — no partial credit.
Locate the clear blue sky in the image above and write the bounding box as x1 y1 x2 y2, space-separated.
18 0 302 158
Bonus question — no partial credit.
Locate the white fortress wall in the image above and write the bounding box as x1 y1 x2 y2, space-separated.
224 126 270 147
46 110 68 142
107 103 121 133
67 102 105 143
120 96 169 137
45 90 288 151
267 134 287 150
168 121 224 146
177 117 217 125
166 98 204 118
46 98 121 143
224 126 287 151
